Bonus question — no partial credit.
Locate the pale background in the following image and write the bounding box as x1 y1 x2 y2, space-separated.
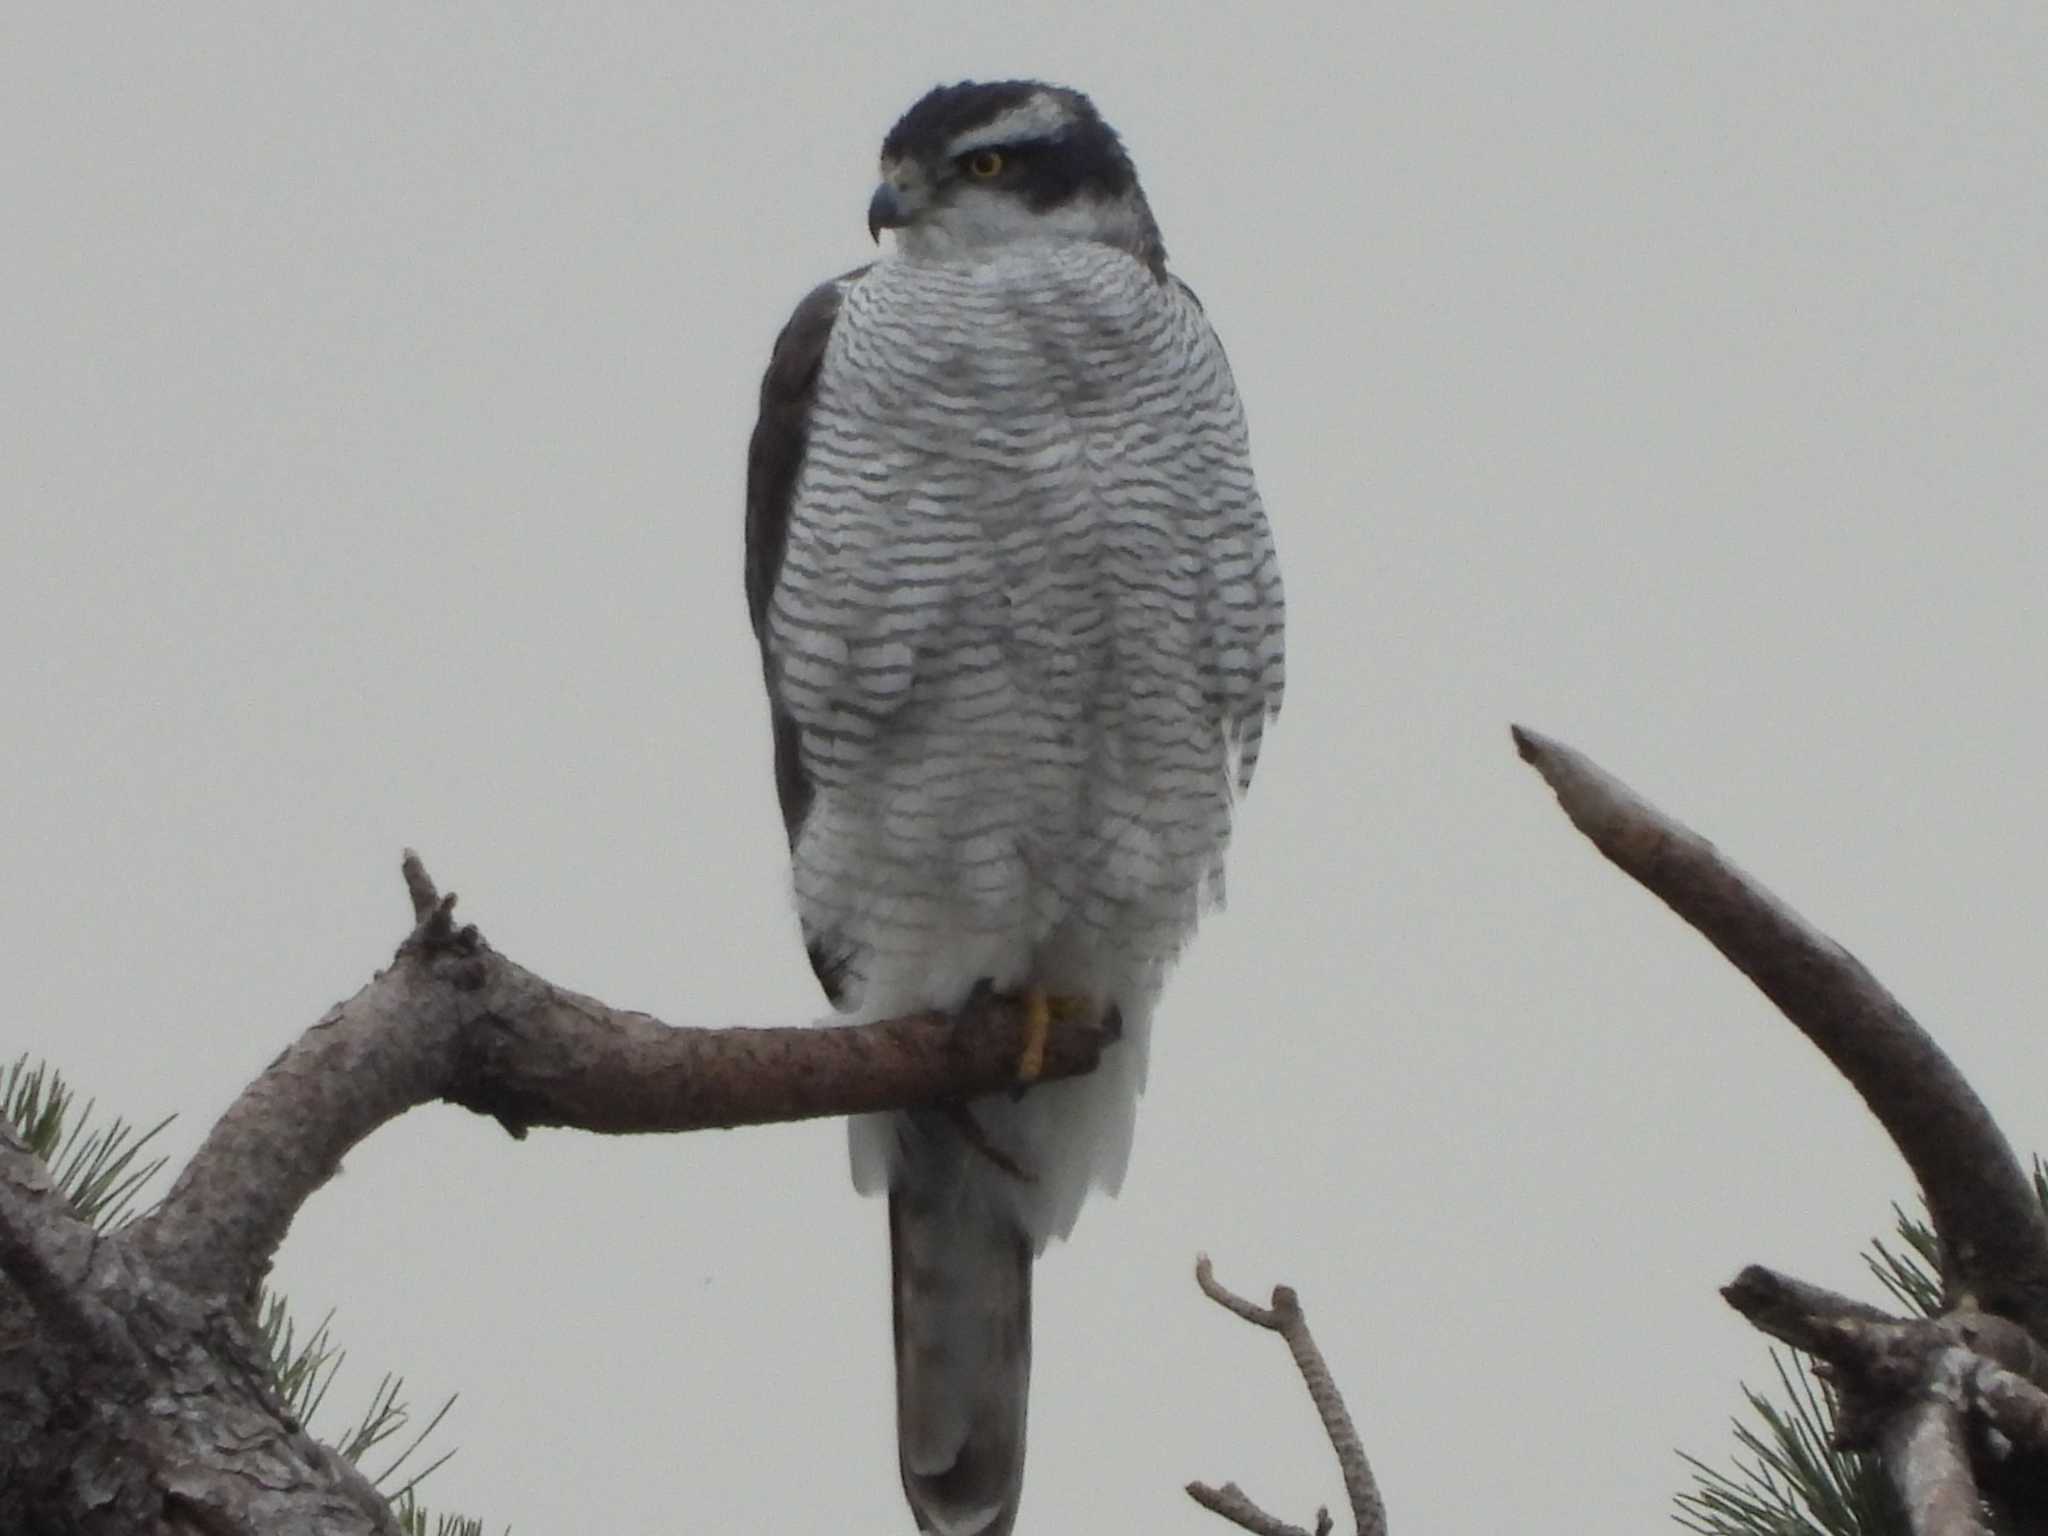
5 5 2044 1532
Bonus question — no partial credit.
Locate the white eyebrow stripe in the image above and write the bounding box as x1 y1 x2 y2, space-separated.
946 95 1073 155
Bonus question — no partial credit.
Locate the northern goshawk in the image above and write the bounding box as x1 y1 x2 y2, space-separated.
745 79 1284 1536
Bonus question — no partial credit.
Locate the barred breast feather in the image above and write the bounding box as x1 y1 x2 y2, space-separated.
766 243 1283 1147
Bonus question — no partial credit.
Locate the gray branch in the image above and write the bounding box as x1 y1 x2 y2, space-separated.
1189 1256 1387 1536
1725 1265 2048 1434
1719 1265 1898 1353
1878 1359 1991 1536
1187 1481 1327 1536
1512 726 2048 1339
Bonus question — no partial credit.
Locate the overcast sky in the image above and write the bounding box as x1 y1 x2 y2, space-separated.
6 5 2045 1533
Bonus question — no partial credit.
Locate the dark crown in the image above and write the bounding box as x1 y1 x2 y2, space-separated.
879 81 1162 274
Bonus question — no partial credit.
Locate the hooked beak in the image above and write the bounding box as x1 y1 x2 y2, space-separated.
867 182 912 243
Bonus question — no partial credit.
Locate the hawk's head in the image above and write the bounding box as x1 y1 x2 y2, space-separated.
868 81 1165 277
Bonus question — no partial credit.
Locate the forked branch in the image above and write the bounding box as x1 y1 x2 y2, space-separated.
1188 1256 1387 1536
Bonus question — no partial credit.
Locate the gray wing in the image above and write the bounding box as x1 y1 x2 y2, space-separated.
745 267 868 1004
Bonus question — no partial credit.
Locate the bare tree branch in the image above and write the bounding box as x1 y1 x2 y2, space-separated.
1189 1257 1387 1536
1512 725 2048 1339
1187 1480 1326 1536
1721 1264 1899 1353
135 852 1106 1299
1195 1252 1289 1326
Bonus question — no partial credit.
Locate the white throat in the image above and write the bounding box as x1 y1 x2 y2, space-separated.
896 189 1150 268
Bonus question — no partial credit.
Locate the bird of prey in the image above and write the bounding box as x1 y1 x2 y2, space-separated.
745 80 1284 1536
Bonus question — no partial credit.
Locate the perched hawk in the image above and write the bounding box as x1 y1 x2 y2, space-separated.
745 80 1284 1536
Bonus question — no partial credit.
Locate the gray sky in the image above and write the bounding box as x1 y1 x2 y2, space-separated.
6 5 2045 1532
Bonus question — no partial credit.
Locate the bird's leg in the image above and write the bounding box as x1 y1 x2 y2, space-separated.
1013 984 1091 1085
942 1104 1035 1183
1017 985 1052 1084
945 978 998 1059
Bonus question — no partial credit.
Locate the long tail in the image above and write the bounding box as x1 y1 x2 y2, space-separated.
889 1110 1033 1536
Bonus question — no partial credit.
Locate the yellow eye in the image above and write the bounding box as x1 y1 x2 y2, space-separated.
965 149 1005 178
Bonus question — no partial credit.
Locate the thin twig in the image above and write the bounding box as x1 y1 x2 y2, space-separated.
1186 1481 1321 1536
1196 1252 1284 1326
1512 725 2048 1339
1189 1257 1387 1536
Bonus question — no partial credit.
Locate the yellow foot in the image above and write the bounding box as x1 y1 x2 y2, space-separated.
1014 986 1090 1085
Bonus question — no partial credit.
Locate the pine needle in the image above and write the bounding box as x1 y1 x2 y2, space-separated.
3 1055 172 1229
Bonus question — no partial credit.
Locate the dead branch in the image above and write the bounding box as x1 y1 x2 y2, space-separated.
1720 1265 1899 1353
1721 1265 2048 1470
1186 1481 1328 1536
1512 725 2048 1341
1516 727 2048 1534
1188 1256 1387 1536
